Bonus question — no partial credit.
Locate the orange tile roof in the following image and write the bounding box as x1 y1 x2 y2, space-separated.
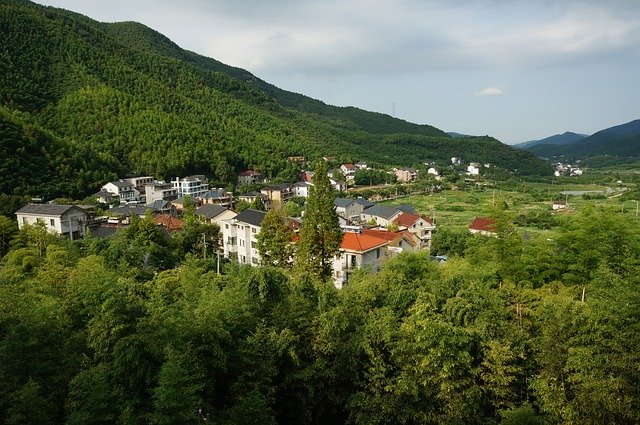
394 212 421 227
154 215 184 232
340 232 389 252
469 217 496 232
362 228 417 246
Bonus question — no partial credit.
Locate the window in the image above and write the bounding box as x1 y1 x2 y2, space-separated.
252 227 257 234
22 217 27 224
376 248 380 259
251 241 256 249
252 257 259 264
50 219 55 226
225 224 229 229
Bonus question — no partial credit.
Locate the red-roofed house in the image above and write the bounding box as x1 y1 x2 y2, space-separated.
154 215 184 233
361 228 419 253
332 231 389 288
393 212 436 248
468 217 497 236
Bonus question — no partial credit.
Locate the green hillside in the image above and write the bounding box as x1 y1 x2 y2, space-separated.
0 0 550 201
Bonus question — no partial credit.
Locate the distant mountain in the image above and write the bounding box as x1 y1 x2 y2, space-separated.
447 132 474 138
526 119 640 159
0 0 551 201
514 132 587 149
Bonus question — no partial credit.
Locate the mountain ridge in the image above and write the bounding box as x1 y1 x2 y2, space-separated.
0 0 551 201
514 131 588 149
526 119 640 159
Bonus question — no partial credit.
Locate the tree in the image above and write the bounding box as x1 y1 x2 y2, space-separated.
256 208 294 268
294 162 342 282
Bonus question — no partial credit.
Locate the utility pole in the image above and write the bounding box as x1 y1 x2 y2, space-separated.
202 233 207 259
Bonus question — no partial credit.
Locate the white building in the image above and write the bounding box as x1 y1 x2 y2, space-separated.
221 209 266 266
293 182 313 198
101 180 138 203
145 181 178 205
332 230 389 288
467 163 480 176
172 175 209 198
16 204 89 240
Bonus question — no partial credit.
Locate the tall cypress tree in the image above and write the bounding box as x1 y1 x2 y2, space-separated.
294 162 343 282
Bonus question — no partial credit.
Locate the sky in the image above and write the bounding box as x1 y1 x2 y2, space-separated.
34 0 640 144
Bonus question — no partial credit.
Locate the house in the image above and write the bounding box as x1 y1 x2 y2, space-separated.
124 176 154 202
361 228 419 253
332 230 390 288
467 163 480 176
145 181 178 205
92 189 117 204
221 209 267 266
238 191 268 205
170 196 203 215
16 204 89 240
102 179 138 203
334 197 373 221
393 212 435 248
196 204 237 227
293 181 313 198
238 170 264 185
261 184 294 208
427 167 439 176
468 217 497 236
172 175 209 198
329 178 347 192
451 157 462 166
107 204 156 220
395 167 418 183
340 163 357 182
200 188 233 208
360 204 402 227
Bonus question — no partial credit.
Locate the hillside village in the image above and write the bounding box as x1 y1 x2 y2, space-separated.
13 158 501 288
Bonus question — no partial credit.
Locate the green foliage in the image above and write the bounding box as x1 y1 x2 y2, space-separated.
294 162 343 281
0 0 550 205
256 208 294 268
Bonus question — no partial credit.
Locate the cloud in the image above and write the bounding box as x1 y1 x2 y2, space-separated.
476 87 504 96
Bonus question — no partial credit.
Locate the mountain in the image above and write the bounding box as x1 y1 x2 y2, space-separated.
447 132 475 138
0 0 551 201
513 132 587 149
526 120 640 159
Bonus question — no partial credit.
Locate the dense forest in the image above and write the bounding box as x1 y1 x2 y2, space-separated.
0 0 550 203
1 203 639 424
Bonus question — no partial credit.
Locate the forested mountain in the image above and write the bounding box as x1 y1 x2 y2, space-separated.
514 131 587 149
0 0 549 201
526 119 640 159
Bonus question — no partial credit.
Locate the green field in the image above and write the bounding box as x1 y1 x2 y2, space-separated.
381 181 638 230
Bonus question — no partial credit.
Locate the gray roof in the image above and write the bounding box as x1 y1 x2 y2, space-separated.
107 205 151 217
16 204 83 216
263 183 292 191
196 204 230 220
353 198 375 208
108 180 132 188
294 182 312 188
334 198 354 208
396 204 417 214
201 189 229 200
148 200 170 211
235 209 267 227
362 204 401 220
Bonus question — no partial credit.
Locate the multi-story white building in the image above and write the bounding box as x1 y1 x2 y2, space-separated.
221 209 266 266
172 175 209 198
16 204 89 240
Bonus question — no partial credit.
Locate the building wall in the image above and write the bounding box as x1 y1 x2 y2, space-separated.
17 210 87 239
222 219 261 266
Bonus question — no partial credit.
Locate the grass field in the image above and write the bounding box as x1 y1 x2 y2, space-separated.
381 182 638 229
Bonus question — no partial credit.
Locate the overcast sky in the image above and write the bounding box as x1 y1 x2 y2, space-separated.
34 0 640 144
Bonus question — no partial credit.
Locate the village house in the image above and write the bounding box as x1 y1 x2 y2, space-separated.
334 197 374 222
221 209 266 266
101 179 138 203
467 163 480 176
196 204 237 227
552 200 568 211
200 188 233 208
92 189 118 204
395 167 418 183
172 175 209 198
293 181 313 198
261 184 294 208
332 230 390 288
16 204 89 240
340 163 356 183
145 181 178 205
468 217 497 236
393 212 436 248
360 204 402 227
329 178 347 192
237 170 264 185
238 191 268 206
361 228 419 254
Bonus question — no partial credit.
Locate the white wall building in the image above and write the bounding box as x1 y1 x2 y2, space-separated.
16 204 88 240
221 209 266 266
172 175 209 198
